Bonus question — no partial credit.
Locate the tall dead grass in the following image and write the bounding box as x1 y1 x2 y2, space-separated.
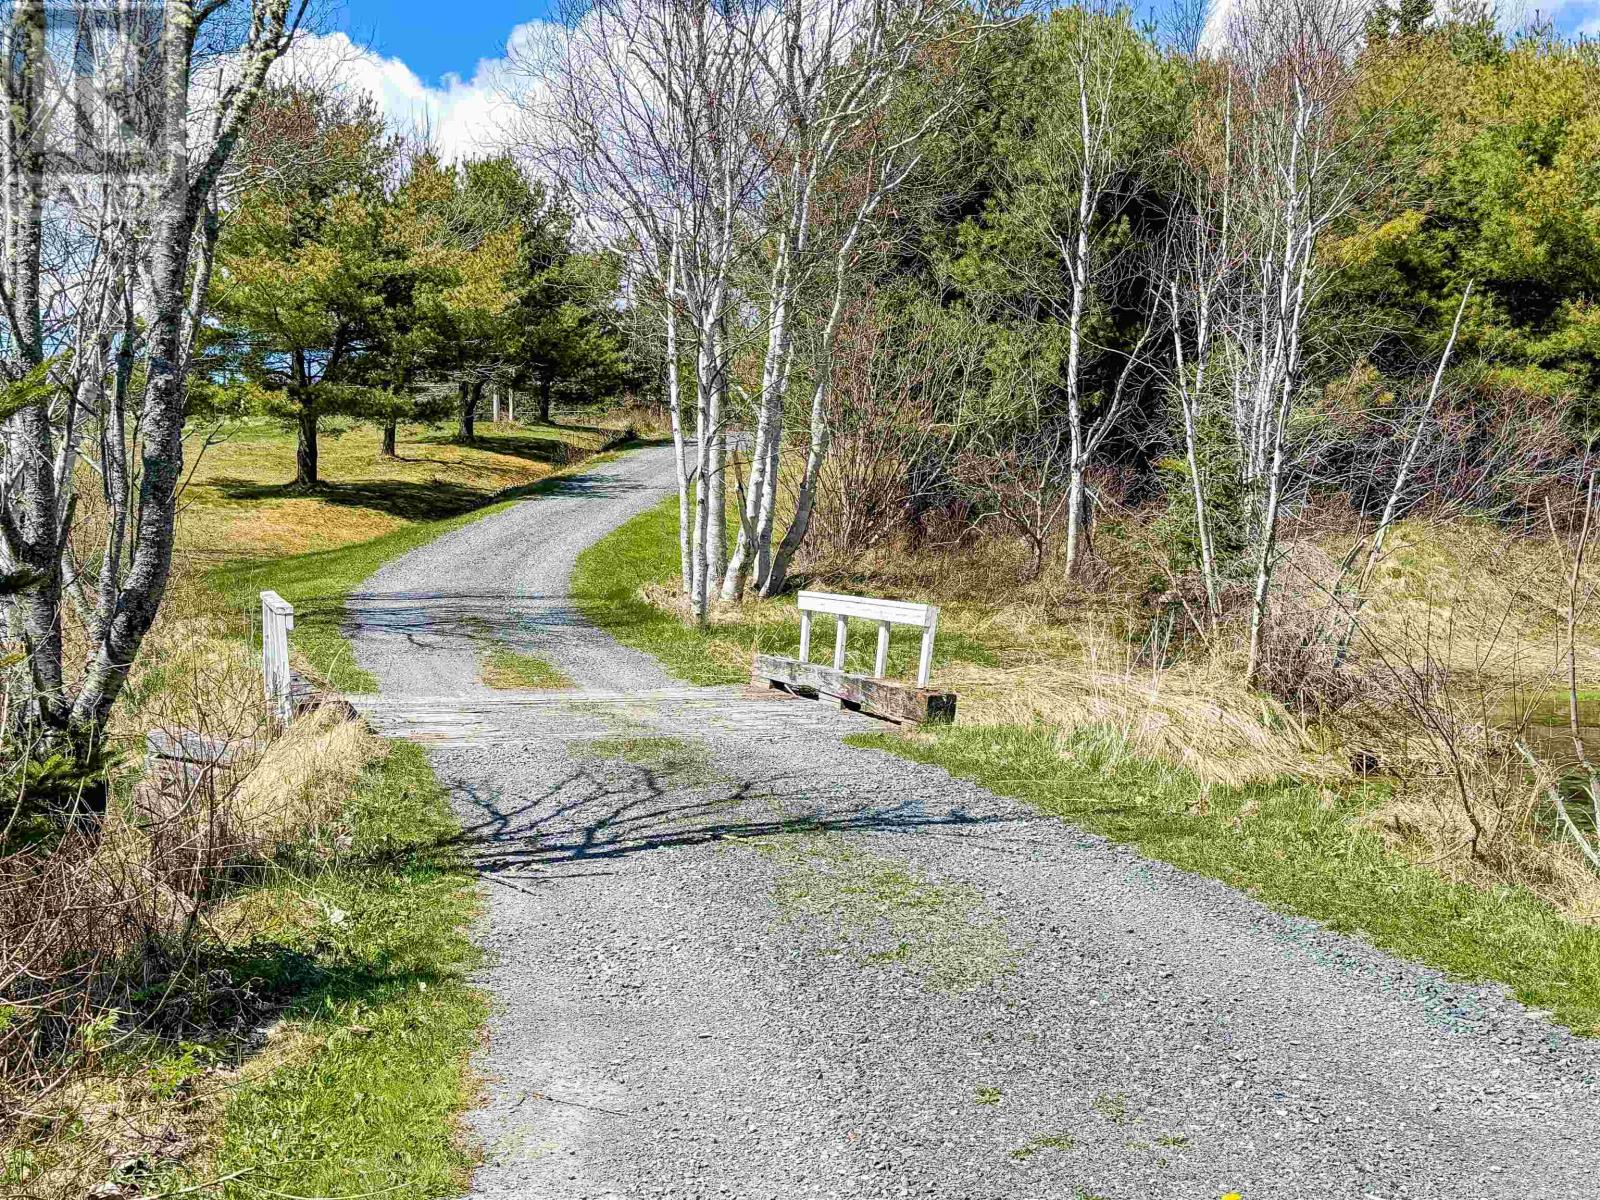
802 491 1600 917
1 577 381 1197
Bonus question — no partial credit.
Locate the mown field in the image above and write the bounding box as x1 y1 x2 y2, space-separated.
181 418 616 558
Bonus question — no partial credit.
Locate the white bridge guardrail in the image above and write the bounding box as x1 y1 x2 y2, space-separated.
260 590 295 725
795 590 940 686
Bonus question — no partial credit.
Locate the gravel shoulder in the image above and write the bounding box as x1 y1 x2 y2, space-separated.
349 443 1600 1200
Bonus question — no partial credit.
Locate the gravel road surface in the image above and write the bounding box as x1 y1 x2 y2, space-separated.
348 443 1600 1200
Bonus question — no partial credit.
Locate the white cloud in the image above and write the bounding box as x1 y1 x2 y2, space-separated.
272 22 556 162
1201 0 1598 52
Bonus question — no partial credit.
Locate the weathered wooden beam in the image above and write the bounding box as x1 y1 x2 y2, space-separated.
750 654 956 725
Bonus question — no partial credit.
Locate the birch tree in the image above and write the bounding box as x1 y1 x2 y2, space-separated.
1173 0 1374 681
0 0 302 803
996 5 1166 580
719 0 967 600
525 0 766 623
1162 70 1239 625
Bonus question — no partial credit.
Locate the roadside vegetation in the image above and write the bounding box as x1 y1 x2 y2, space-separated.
9 0 1600 1192
2 705 482 1198
550 0 1600 1042
579 486 1600 1035
3 410 630 1193
858 726 1600 1033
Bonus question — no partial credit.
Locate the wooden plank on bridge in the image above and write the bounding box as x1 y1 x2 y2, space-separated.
750 654 955 726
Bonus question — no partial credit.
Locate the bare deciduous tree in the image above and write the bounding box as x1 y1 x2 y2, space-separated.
525 0 767 623
1168 0 1376 679
0 0 303 802
719 0 969 601
997 5 1164 580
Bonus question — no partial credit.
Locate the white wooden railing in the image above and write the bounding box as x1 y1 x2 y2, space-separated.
261 590 295 725
796 590 940 687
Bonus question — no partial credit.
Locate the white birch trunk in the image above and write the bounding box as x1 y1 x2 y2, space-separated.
1363 284 1472 581
665 232 692 595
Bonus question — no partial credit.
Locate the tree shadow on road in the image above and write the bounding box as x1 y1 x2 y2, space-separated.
421 760 1010 895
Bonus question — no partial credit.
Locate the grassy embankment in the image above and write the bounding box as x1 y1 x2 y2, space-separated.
15 418 626 1197
204 740 485 1199
573 494 1600 1036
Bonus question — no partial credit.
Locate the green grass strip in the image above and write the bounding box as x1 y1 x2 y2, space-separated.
480 646 573 690
569 495 747 685
852 723 1600 1035
212 741 485 1198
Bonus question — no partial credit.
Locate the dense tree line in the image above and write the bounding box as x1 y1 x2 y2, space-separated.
527 0 1596 683
209 88 634 489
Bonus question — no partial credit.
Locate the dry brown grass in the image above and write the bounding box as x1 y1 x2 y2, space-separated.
0 703 381 1198
1365 757 1600 921
946 657 1340 788
579 401 676 440
176 419 613 560
1308 515 1600 689
6 541 381 1196
683 485 1600 914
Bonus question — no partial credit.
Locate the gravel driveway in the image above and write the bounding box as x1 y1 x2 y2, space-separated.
348 443 1600 1200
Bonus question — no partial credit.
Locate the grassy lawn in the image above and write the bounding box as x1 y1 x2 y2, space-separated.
181 419 616 560
570 494 998 684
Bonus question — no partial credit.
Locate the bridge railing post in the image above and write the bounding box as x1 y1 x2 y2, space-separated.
261 590 295 726
750 591 954 725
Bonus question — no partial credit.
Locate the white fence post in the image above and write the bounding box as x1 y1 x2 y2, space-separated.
874 620 891 678
917 609 938 688
261 590 295 725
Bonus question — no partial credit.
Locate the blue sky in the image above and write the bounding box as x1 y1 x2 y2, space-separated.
334 1 557 86
301 0 1600 163
335 0 1600 88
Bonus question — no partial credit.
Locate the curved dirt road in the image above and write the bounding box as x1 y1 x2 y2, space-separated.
348 443 1600 1200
